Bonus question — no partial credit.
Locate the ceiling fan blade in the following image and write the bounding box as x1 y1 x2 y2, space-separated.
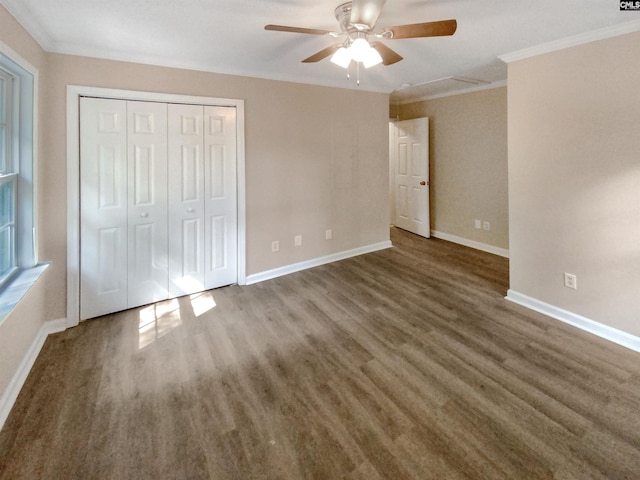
302 44 341 63
383 19 457 39
350 0 386 30
265 24 334 36
370 42 403 66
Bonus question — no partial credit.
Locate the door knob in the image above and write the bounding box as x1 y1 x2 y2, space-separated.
140 212 149 218
187 208 195 213
420 181 426 186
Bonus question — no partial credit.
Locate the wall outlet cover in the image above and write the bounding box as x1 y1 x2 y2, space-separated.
564 272 577 289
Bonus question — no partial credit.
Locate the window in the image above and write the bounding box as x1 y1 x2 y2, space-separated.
0 66 17 287
0 46 39 319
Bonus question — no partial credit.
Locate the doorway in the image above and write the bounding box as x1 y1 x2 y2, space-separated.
389 117 430 237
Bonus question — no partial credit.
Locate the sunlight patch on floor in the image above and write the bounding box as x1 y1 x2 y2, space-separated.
190 291 216 317
138 298 182 349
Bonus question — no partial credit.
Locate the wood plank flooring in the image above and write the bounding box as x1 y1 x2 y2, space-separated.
1 227 640 479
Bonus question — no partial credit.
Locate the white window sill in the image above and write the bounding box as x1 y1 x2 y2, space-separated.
0 263 50 323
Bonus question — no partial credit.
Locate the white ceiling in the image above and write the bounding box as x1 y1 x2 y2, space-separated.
1 0 637 102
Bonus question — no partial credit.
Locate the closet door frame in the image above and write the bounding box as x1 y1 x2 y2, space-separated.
66 85 246 328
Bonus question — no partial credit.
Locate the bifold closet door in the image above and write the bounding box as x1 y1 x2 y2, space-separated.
167 104 238 296
204 105 238 290
81 98 238 319
80 98 169 320
80 97 128 320
168 103 206 297
126 101 169 308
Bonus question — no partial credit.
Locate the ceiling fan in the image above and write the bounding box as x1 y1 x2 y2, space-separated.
265 0 457 69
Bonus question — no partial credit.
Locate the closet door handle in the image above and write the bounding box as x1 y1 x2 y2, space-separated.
140 212 149 218
187 208 195 213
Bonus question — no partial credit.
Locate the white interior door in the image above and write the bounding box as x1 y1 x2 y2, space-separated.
80 97 128 319
127 101 169 308
394 117 430 237
168 103 206 297
80 98 239 319
204 106 237 289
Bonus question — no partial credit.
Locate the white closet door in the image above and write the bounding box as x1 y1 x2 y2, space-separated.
80 97 128 320
81 99 238 319
127 101 169 308
168 103 205 296
204 106 237 289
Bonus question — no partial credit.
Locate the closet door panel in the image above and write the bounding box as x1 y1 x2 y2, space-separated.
127 101 169 308
168 104 205 296
204 106 237 289
80 97 128 320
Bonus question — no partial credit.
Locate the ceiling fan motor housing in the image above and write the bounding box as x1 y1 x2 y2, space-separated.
335 2 356 34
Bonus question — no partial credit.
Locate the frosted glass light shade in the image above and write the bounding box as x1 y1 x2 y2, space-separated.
363 47 383 68
330 47 351 69
348 38 370 63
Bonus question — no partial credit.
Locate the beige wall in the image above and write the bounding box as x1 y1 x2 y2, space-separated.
0 6 390 400
508 32 640 336
397 88 509 250
0 5 50 404
0 6 47 402
46 54 389 313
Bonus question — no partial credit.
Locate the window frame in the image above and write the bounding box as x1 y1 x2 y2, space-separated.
0 173 18 286
0 65 18 288
0 41 40 320
0 65 14 174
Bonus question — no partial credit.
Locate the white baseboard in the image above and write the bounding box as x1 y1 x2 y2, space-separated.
246 240 393 285
431 230 509 258
506 290 640 353
0 317 67 430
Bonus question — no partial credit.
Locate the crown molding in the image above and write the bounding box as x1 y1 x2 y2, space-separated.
393 80 507 106
417 79 507 103
1 1 389 94
499 19 640 63
0 0 55 50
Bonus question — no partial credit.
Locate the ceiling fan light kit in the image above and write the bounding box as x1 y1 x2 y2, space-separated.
265 0 457 82
362 47 383 69
330 47 352 68
348 37 370 62
330 36 383 69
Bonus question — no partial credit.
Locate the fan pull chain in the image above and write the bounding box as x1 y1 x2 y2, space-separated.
357 62 360 86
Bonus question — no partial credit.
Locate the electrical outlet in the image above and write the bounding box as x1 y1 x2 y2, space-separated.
271 240 279 253
474 219 482 229
294 235 302 247
325 229 333 240
564 272 577 290
483 221 491 231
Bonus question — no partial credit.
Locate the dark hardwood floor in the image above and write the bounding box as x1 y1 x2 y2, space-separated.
1 227 639 479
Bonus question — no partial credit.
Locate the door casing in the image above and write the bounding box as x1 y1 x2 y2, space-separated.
67 85 246 328
391 117 430 237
